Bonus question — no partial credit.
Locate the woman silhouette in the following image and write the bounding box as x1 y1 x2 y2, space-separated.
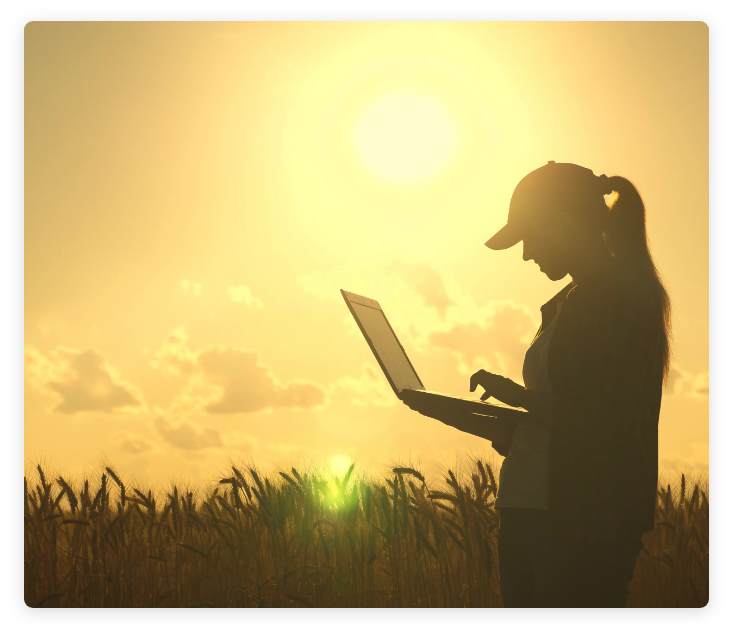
403 161 670 607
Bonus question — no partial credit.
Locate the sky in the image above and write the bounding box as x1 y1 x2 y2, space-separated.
24 21 708 485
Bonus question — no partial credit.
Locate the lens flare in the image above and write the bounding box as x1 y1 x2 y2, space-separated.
329 454 353 478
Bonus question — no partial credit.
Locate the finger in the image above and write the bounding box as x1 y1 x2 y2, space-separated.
469 370 485 392
401 399 420 412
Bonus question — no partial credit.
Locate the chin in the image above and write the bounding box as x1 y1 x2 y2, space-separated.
543 268 568 282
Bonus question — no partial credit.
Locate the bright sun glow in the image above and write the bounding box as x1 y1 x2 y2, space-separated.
354 93 458 183
330 455 353 478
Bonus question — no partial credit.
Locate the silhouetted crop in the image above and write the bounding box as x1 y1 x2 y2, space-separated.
24 459 707 607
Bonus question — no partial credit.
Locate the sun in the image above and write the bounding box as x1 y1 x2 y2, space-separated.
354 92 458 183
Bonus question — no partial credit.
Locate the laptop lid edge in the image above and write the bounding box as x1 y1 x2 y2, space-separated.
340 289 426 396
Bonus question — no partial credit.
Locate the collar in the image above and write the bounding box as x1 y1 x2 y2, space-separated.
540 282 574 318
540 258 619 317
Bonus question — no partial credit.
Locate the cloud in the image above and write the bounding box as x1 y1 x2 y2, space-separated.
197 348 326 414
114 432 155 454
428 302 537 379
665 365 708 399
227 285 263 308
297 256 537 380
153 412 223 451
691 373 709 396
145 407 258 454
332 363 398 408
384 259 454 318
296 257 454 353
179 279 202 296
221 431 259 453
151 327 327 415
151 326 199 377
25 346 144 415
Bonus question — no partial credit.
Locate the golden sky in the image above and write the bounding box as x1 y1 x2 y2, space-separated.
24 21 708 484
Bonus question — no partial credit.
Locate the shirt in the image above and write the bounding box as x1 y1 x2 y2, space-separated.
495 303 562 510
494 259 664 542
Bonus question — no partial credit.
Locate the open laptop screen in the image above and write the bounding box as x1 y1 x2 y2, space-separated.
342 291 424 394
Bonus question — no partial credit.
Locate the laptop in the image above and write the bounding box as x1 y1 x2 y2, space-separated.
341 289 528 422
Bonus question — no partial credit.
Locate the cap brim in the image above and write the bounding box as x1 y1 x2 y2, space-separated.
485 223 523 250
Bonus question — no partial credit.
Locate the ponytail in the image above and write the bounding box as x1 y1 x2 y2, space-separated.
597 175 672 381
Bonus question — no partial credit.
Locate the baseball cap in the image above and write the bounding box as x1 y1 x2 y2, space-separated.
485 161 603 250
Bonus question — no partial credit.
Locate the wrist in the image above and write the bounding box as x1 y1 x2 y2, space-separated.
522 390 556 421
504 379 529 408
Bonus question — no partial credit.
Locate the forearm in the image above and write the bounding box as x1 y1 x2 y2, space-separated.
445 412 516 446
493 378 556 426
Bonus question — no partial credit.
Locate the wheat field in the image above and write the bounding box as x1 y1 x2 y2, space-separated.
24 459 708 608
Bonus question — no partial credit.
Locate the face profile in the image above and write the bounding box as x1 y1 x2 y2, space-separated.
488 162 617 285
520 216 576 281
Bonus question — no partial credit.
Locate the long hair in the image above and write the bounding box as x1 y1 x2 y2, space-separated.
602 176 672 381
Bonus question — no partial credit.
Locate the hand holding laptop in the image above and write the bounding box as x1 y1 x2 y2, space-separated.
401 389 453 421
402 387 517 450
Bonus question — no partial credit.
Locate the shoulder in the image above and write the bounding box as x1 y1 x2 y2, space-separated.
560 267 658 339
